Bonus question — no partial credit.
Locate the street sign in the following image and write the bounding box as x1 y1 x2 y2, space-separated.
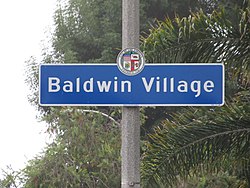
39 63 224 106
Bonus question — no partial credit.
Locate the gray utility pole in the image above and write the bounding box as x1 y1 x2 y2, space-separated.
121 0 140 188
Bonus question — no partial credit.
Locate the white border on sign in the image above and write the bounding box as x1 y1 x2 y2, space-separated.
39 63 225 107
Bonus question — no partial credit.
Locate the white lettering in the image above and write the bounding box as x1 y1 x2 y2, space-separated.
191 80 201 97
163 78 167 92
63 81 73 92
142 77 154 92
156 77 160 92
97 81 112 92
48 77 60 92
121 81 132 92
177 81 188 92
170 78 174 92
48 76 215 98
114 77 118 92
83 78 93 92
204 80 214 92
76 77 80 92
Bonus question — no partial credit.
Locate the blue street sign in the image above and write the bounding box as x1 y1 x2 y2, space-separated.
39 64 224 106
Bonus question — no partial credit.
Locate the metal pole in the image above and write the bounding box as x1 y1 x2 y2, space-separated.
121 0 140 187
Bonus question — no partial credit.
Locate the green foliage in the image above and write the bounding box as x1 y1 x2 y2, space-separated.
0 166 23 188
142 0 207 21
50 0 214 65
141 2 250 134
142 102 250 187
22 0 250 187
143 8 250 68
52 0 122 63
187 172 248 188
22 107 121 187
141 4 250 187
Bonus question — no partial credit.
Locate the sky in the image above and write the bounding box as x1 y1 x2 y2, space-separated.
0 0 56 177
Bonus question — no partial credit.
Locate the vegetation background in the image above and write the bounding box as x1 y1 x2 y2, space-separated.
1 0 249 187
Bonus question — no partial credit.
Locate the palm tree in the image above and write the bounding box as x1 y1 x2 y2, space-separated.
141 4 250 188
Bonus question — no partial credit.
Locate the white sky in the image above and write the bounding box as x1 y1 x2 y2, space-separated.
0 0 56 177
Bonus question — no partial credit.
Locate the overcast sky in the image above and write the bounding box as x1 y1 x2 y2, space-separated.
0 0 56 177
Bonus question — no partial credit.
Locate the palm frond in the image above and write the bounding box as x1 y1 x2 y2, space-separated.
141 7 250 187
142 8 250 81
141 101 250 187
